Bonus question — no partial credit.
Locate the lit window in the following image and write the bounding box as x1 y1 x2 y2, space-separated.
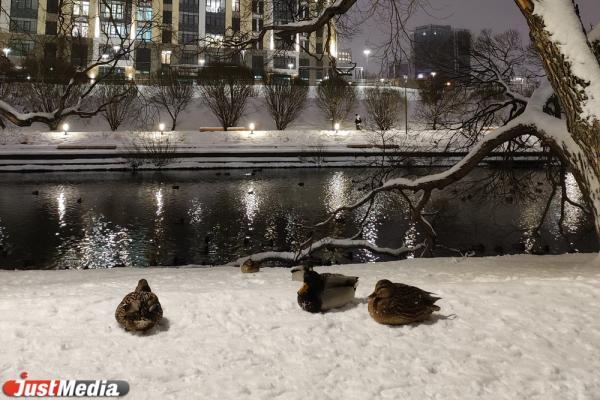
101 22 126 37
161 50 171 64
101 1 124 19
136 27 152 41
73 0 89 15
136 6 152 20
72 20 89 36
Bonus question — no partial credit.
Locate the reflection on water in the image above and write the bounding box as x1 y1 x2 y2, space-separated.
326 171 351 213
155 189 164 216
563 173 584 234
242 182 260 224
0 168 596 269
57 191 66 228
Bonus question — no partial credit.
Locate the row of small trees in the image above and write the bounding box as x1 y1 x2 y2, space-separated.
94 71 409 132
1 59 410 132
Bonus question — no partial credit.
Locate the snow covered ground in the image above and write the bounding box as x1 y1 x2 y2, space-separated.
0 126 477 171
1 253 599 399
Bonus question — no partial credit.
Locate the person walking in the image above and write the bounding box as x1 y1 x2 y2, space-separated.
355 114 362 130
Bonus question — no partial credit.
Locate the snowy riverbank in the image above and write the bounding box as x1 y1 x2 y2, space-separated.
0 128 543 172
1 253 599 399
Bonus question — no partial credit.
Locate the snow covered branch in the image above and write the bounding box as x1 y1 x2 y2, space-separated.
228 237 424 266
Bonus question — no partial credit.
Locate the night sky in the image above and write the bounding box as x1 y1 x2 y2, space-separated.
346 0 600 71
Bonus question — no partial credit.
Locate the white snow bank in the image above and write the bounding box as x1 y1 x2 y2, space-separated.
1 253 600 399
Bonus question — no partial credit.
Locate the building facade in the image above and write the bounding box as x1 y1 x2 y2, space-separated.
0 0 334 83
412 24 471 80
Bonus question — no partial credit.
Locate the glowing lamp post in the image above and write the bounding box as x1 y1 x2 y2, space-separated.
199 59 205 67
2 48 10 57
334 122 340 133
363 49 371 78
249 122 255 134
158 122 165 135
62 122 70 136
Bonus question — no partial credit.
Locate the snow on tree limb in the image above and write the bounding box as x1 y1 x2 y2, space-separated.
528 0 600 122
229 238 424 266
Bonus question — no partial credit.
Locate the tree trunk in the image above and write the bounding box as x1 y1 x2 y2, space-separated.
515 0 600 238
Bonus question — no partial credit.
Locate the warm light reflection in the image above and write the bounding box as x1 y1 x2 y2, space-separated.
325 172 349 212
188 199 203 224
57 215 133 269
242 183 259 224
57 191 66 227
0 218 7 250
562 172 583 233
155 189 164 216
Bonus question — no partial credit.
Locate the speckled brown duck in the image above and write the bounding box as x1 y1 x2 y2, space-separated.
368 279 440 325
240 259 260 273
297 270 359 313
115 279 163 332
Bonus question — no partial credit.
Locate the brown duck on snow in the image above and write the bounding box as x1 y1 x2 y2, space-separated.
115 279 163 332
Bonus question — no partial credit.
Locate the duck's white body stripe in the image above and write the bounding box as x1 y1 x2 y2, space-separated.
320 287 356 311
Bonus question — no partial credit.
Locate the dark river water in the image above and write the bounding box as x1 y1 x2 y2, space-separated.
0 168 596 269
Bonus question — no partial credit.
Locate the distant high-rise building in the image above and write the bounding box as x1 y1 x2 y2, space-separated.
337 48 352 64
412 24 471 80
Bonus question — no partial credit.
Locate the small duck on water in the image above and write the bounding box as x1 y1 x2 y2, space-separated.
115 279 163 332
296 267 359 313
368 279 441 325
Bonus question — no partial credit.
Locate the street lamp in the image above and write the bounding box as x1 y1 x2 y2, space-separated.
199 59 205 67
62 123 70 136
430 71 437 78
363 49 371 78
334 122 340 133
2 48 10 57
288 62 294 70
249 122 255 134
158 122 165 135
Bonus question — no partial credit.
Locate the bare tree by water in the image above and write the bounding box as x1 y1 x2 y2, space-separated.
416 76 466 130
365 87 405 131
146 70 195 131
263 77 308 130
198 66 255 131
97 79 139 131
316 76 356 128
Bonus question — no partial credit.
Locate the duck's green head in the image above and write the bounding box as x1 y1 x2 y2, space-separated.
303 270 324 291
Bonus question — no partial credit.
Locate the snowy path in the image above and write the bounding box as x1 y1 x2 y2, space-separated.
1 254 599 399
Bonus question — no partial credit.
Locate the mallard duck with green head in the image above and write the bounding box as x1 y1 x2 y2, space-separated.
368 279 440 325
297 269 359 313
115 279 163 332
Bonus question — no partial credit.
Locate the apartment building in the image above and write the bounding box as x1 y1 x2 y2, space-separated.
0 0 334 83
412 24 471 80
